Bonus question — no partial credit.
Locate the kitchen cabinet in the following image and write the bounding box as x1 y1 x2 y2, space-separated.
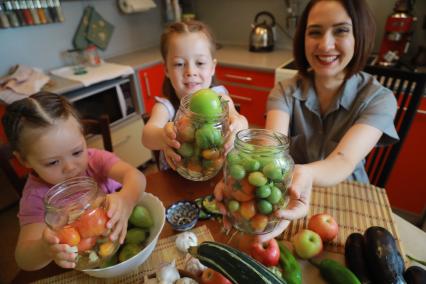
87 114 152 167
137 63 165 114
386 97 426 217
216 65 275 127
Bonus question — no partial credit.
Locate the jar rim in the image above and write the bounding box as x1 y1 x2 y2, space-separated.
235 128 290 153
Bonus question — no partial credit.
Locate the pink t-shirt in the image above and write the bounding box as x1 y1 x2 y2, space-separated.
18 148 122 226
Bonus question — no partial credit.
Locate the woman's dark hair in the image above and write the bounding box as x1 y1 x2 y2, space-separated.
2 92 81 155
160 20 216 110
293 0 376 79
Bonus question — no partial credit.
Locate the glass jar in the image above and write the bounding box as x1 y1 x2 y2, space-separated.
44 176 119 270
223 129 294 234
174 93 229 181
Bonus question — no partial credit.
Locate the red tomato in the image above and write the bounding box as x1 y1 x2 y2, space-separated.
225 177 255 202
201 268 232 284
250 214 269 233
57 225 80 246
176 116 195 142
239 200 256 220
77 237 97 252
75 207 109 238
250 238 280 266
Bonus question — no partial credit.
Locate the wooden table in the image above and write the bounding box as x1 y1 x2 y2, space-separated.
11 170 426 283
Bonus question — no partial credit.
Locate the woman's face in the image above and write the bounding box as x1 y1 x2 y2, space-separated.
165 32 216 99
19 116 88 186
304 1 355 80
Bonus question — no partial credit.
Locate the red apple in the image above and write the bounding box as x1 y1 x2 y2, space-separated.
250 238 280 266
201 268 232 284
308 213 339 242
292 229 323 259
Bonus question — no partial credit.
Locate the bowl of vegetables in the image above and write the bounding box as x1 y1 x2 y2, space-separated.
82 192 165 278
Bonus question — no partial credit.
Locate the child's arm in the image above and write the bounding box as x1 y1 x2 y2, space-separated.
105 160 146 243
15 223 76 271
221 94 249 152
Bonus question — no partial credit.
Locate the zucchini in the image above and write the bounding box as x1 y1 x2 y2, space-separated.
364 226 405 284
188 241 286 284
344 233 372 284
310 258 361 284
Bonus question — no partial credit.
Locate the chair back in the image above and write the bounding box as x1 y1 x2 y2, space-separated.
364 65 426 187
81 114 113 152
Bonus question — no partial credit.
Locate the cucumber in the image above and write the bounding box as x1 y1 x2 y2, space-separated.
188 241 285 284
310 258 361 284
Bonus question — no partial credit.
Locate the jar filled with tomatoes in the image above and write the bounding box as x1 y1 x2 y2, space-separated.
44 176 119 270
174 89 229 181
223 129 294 234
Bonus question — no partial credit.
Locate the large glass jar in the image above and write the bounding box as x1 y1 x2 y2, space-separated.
223 129 294 234
174 93 229 181
44 176 119 270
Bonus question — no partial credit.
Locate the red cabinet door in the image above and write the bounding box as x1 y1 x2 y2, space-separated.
138 63 165 114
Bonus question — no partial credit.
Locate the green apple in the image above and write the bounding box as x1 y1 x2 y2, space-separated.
189 88 222 117
129 205 154 228
292 229 323 259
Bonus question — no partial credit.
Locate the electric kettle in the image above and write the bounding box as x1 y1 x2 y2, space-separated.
249 11 276 52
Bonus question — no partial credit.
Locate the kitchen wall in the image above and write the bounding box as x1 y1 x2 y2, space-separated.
195 0 425 59
0 0 164 76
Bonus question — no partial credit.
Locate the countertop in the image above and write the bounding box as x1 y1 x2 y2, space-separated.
44 45 292 95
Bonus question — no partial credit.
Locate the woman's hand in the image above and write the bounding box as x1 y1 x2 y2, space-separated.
42 227 77 269
162 122 182 170
105 191 135 244
256 165 313 242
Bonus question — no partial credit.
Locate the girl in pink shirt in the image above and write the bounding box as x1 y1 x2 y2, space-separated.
2 92 146 271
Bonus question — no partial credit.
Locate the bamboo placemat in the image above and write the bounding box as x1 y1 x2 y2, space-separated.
33 225 214 284
278 181 405 255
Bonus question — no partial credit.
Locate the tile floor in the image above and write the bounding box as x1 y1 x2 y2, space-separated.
0 162 158 284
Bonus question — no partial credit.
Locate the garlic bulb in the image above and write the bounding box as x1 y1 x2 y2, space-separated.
184 254 207 276
176 277 198 284
156 261 180 284
175 232 198 253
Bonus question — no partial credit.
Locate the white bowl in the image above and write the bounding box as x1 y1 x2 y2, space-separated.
82 192 165 278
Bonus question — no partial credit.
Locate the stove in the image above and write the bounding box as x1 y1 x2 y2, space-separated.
274 59 298 84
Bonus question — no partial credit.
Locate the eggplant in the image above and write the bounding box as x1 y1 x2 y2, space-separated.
364 226 406 284
404 266 426 284
345 233 372 284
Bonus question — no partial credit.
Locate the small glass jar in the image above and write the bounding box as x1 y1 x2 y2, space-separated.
174 93 229 181
44 176 119 270
223 129 294 234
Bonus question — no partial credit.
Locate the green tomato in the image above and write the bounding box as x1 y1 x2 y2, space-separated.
227 200 240 213
227 152 241 165
230 164 246 180
177 142 194 158
195 124 222 149
189 88 223 117
248 171 268 187
242 158 261 172
255 185 272 198
267 186 283 204
257 199 273 215
263 163 284 181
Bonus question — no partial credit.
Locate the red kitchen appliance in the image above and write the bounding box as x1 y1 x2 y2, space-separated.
377 0 416 66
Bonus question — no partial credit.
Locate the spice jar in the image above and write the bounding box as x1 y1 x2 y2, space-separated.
223 129 294 234
173 93 229 181
44 176 119 270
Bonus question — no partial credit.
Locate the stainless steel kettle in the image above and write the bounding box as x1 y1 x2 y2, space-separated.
249 11 276 52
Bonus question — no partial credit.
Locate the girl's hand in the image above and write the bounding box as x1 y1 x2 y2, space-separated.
224 114 247 154
42 227 77 269
162 122 181 170
105 191 134 244
256 165 313 243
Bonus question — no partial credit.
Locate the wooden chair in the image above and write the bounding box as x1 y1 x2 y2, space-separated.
363 65 426 188
141 113 161 169
0 115 114 197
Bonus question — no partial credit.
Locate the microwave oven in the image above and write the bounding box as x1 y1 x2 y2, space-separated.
64 76 136 125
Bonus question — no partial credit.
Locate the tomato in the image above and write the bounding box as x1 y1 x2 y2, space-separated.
257 199 273 215
176 116 195 142
242 157 260 172
75 207 109 238
201 268 232 284
77 236 97 252
263 163 284 181
195 124 223 149
248 171 268 186
229 164 246 180
99 241 117 258
239 200 256 220
57 225 80 246
177 142 194 158
250 214 269 233
227 200 240 212
187 159 203 173
189 89 223 117
202 148 220 160
226 152 241 166
226 177 255 202
255 184 272 198
267 186 283 204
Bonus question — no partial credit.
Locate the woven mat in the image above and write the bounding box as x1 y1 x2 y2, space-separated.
278 181 404 255
33 225 214 284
